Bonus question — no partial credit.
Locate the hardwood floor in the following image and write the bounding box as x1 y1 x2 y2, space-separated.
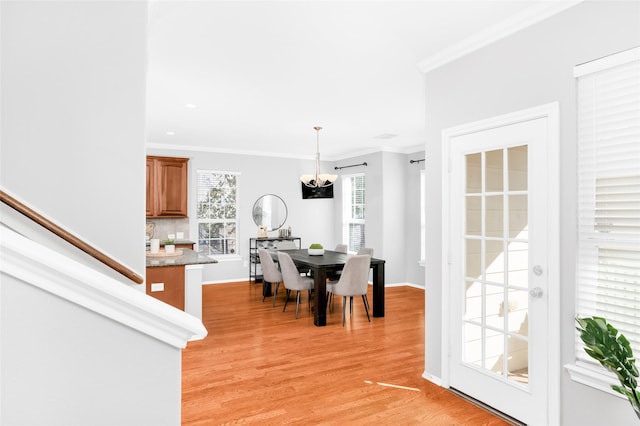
182 281 510 425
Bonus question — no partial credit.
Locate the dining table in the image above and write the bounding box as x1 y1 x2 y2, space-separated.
271 249 386 326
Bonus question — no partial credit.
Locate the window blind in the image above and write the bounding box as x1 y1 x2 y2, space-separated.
575 48 640 364
343 174 366 252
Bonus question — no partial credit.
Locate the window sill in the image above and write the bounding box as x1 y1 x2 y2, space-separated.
565 361 625 400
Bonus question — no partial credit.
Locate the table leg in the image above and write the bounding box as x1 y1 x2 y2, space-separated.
372 263 385 317
313 268 327 326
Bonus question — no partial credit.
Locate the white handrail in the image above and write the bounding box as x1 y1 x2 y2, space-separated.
0 224 207 348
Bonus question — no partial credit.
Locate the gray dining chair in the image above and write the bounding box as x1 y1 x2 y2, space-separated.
327 247 373 308
277 251 314 319
356 247 374 257
326 254 372 326
258 248 283 307
326 244 349 282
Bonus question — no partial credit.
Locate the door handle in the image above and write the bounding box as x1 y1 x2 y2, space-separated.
529 287 543 298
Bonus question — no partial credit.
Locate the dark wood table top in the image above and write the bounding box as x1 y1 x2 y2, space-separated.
275 249 385 269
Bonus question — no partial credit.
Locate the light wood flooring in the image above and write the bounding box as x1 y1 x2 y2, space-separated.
182 281 511 425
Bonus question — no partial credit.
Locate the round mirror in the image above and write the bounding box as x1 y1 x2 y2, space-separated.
252 194 288 231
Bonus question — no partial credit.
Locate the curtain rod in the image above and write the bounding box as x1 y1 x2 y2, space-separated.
409 158 425 164
334 162 368 170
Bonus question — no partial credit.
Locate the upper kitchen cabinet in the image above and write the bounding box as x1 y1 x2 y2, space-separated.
146 156 188 218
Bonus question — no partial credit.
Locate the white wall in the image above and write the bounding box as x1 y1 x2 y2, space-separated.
404 150 425 287
1 273 181 426
149 146 426 287
146 147 336 283
422 2 640 425
381 151 407 284
0 1 147 286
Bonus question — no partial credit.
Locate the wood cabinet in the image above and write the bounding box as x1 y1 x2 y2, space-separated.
146 156 188 218
146 265 185 310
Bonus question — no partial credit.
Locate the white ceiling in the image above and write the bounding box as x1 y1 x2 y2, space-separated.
145 0 552 160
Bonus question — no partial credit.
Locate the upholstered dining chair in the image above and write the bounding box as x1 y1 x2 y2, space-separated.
335 243 348 253
356 247 374 257
326 244 349 282
277 240 297 250
326 254 372 326
277 251 314 319
258 248 283 307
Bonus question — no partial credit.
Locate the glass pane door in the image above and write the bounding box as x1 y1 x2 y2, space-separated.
463 145 530 386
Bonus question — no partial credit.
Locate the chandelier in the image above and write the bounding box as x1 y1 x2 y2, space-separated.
300 126 338 188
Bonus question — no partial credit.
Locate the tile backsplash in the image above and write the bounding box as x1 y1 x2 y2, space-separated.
146 218 190 240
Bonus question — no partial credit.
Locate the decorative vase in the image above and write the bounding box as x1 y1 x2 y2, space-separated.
307 248 324 256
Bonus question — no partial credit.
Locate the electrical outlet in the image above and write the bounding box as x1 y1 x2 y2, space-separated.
151 282 164 292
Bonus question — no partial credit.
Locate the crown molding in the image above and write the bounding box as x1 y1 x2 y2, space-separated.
418 1 583 74
146 142 313 160
147 142 425 162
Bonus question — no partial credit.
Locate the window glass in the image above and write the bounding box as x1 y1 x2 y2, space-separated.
197 170 239 256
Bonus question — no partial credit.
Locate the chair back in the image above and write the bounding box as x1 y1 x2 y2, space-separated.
334 244 348 253
277 251 309 291
333 255 371 297
258 248 282 283
356 247 374 257
277 240 297 250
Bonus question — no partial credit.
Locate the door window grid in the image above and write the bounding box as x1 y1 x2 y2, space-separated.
464 146 530 386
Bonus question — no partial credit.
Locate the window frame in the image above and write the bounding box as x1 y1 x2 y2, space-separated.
195 169 241 260
566 47 640 397
342 173 366 253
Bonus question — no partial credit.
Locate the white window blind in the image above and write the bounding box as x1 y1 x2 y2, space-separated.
342 174 365 252
196 170 239 256
575 47 640 365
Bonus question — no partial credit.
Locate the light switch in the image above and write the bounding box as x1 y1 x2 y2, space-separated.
151 282 164 292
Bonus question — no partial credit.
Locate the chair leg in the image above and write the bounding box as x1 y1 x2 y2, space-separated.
342 296 347 326
262 281 269 302
308 290 312 311
295 291 300 319
349 296 354 316
283 289 291 312
362 295 371 322
272 282 280 307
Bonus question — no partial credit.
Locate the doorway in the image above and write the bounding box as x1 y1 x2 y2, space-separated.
441 103 560 425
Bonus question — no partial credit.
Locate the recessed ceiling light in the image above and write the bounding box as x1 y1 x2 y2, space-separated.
184 103 197 109
166 131 175 136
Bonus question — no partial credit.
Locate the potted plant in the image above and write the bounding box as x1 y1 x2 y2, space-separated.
576 316 640 420
163 238 176 254
308 243 324 256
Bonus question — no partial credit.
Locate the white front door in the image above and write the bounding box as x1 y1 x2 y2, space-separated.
443 104 559 425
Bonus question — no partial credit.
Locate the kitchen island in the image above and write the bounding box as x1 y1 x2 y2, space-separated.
146 248 217 319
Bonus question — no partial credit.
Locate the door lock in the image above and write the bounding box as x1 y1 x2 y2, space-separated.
529 287 543 298
533 265 543 276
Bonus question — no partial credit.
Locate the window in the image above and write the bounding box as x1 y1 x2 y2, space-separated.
574 48 640 369
342 173 365 252
196 170 239 257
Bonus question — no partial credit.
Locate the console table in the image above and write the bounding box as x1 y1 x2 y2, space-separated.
249 237 301 288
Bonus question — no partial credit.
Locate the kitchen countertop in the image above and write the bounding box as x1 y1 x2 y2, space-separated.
146 248 218 268
145 239 196 247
